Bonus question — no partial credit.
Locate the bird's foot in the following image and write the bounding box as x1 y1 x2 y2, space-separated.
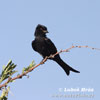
40 59 44 64
40 56 48 64
49 54 55 58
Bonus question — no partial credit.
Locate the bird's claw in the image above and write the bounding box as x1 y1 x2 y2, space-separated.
40 56 48 64
40 59 45 64
49 54 55 58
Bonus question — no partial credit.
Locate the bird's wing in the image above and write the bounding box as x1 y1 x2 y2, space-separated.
44 38 58 54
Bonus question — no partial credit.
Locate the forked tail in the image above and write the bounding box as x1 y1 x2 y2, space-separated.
54 57 80 75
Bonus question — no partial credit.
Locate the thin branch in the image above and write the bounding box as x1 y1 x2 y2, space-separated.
0 45 99 88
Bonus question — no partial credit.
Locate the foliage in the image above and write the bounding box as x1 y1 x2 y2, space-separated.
0 60 17 84
0 60 35 100
0 87 10 100
22 61 35 73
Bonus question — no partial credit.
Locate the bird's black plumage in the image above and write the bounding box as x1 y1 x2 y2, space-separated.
32 24 80 75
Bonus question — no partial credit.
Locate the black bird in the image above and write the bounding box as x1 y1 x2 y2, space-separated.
32 24 80 75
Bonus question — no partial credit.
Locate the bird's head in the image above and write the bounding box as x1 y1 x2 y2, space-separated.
35 24 49 37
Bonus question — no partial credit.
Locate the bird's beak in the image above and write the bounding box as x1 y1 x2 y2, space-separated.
43 30 49 33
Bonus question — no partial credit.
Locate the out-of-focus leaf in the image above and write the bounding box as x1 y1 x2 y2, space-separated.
0 87 10 100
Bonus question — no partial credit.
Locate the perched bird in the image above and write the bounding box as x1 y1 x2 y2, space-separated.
32 24 80 75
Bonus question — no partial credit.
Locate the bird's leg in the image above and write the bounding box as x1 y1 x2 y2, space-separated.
40 56 48 64
49 54 55 59
40 59 45 64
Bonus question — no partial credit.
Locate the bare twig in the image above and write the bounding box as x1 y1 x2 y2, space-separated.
0 45 99 88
